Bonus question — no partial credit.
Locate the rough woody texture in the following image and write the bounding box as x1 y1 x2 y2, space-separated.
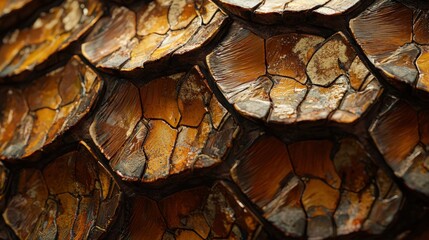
0 0 428 239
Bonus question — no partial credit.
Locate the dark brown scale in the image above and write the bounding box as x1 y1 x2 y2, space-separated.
0 0 103 82
90 66 238 184
231 136 402 238
0 0 50 32
0 56 102 160
212 0 369 27
81 0 228 78
370 97 429 197
350 0 429 98
121 182 265 239
0 0 429 239
206 23 382 126
2 143 122 239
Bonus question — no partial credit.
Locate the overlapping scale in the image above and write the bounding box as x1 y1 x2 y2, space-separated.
0 0 428 239
370 97 429 197
90 66 238 183
0 0 102 81
214 0 365 25
231 135 403 238
0 0 44 31
122 182 267 239
350 0 429 97
82 0 228 76
0 56 103 160
206 23 382 125
2 143 122 239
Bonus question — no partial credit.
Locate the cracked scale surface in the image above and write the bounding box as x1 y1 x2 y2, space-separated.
0 0 428 239
82 0 228 76
350 0 429 96
206 23 382 125
0 56 102 160
90 66 238 183
231 135 402 238
2 143 122 239
0 0 102 81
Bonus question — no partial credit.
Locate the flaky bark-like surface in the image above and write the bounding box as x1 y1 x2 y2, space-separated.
370 97 429 197
0 0 102 81
82 0 228 76
1 0 429 239
232 135 402 238
123 182 264 239
2 144 122 239
91 66 238 183
0 56 102 160
0 0 33 16
351 0 429 96
207 23 382 125
215 0 365 25
0 0 47 31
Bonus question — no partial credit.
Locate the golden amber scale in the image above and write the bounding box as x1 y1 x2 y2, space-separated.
0 0 429 239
